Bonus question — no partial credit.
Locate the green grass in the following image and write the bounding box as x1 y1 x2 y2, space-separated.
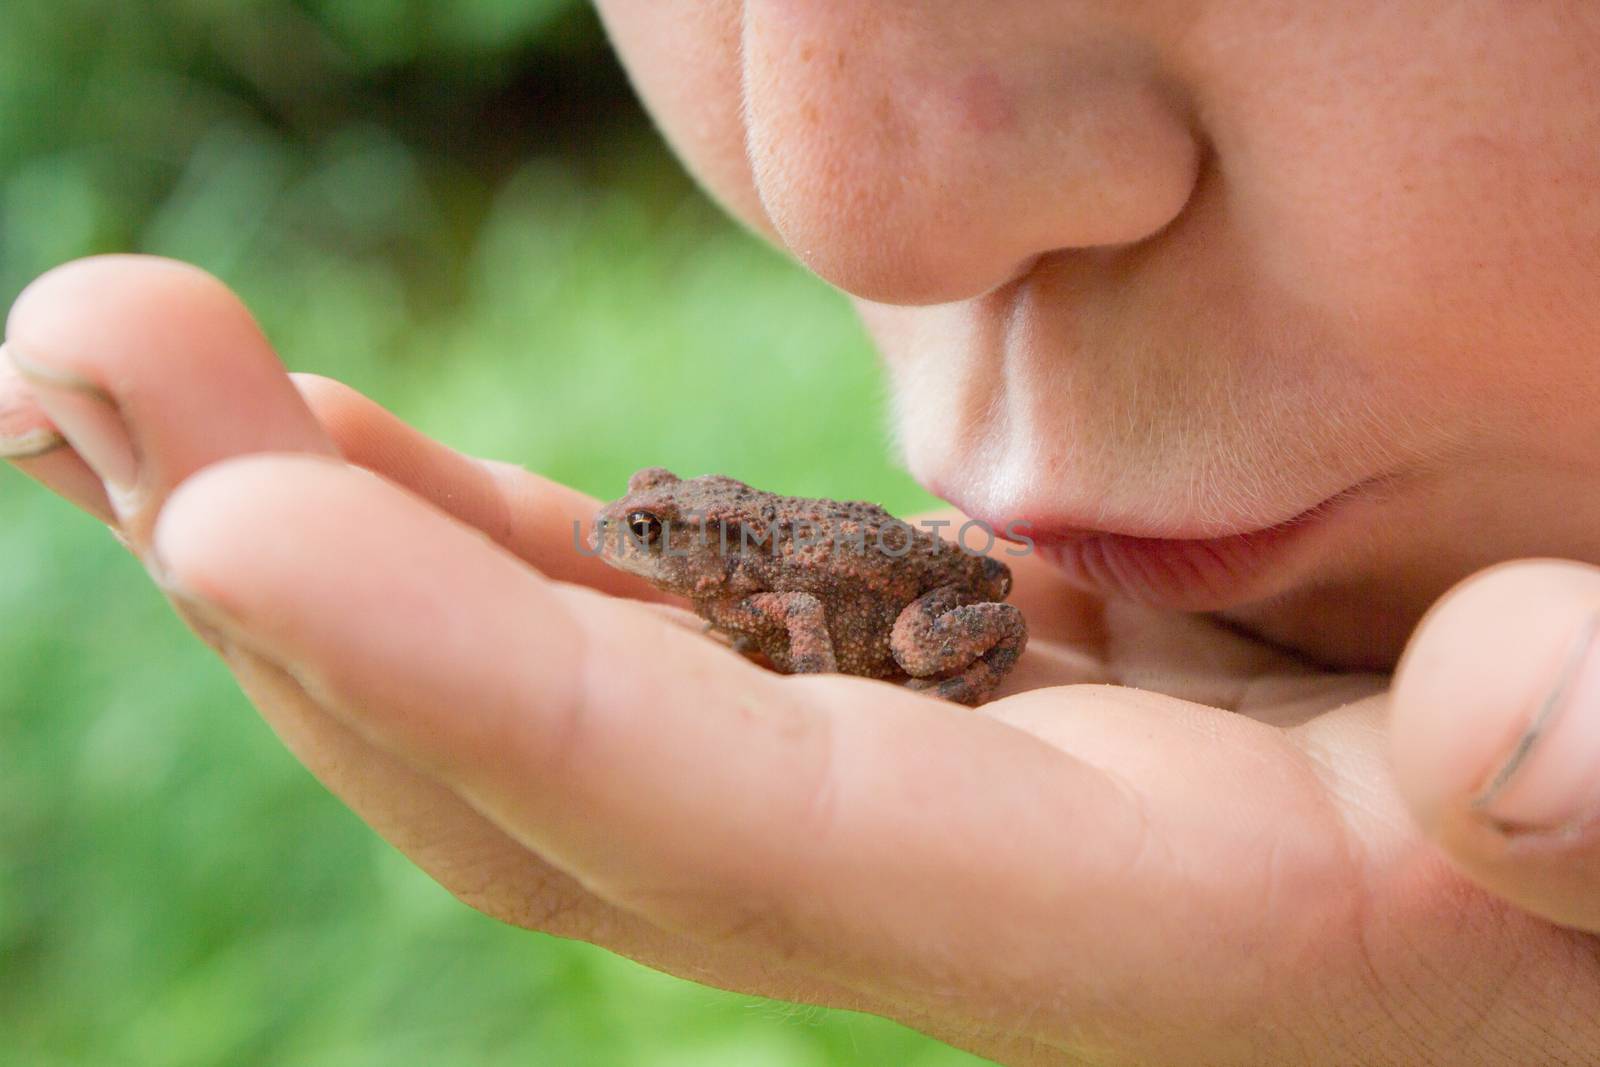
0 77 991 1067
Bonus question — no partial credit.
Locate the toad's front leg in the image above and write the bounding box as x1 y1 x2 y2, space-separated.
701 592 839 674
890 585 1027 706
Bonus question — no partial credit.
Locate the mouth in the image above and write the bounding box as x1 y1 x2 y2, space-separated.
973 483 1369 611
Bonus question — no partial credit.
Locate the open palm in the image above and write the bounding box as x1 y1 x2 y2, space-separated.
6 257 1598 1066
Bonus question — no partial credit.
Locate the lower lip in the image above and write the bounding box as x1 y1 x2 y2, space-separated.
1024 490 1358 611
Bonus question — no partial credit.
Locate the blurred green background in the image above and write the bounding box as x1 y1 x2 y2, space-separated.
0 2 978 1064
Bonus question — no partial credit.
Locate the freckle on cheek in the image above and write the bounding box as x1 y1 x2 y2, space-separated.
957 70 1016 135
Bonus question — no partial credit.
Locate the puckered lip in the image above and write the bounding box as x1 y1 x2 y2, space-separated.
951 481 1370 611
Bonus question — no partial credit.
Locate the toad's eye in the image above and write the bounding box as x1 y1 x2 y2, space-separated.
626 510 664 547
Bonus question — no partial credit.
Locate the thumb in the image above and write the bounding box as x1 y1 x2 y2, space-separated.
1391 558 1600 932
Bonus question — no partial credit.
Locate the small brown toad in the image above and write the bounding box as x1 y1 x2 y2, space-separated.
592 468 1027 705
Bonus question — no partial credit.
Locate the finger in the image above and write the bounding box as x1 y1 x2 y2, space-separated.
2 342 114 521
290 373 666 600
1392 558 1600 932
0 342 65 458
3 277 644 598
6 444 117 526
3 255 335 546
151 454 1275 1032
203 621 883 1015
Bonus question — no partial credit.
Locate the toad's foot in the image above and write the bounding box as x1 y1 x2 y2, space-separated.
891 585 1028 706
702 591 839 674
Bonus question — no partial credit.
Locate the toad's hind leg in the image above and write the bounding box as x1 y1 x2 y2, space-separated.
891 585 1027 706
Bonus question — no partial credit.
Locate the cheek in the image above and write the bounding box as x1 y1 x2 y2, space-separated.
1209 5 1600 425
592 0 775 237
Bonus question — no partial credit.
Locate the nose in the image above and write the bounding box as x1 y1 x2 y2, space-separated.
741 3 1202 306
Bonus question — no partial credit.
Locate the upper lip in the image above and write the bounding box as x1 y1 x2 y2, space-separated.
943 483 1363 546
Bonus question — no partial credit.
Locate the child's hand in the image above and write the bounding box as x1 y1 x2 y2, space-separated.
6 256 1598 1066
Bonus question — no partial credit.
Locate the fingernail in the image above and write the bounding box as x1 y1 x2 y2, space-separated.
1473 611 1600 834
6 343 140 500
0 343 67 459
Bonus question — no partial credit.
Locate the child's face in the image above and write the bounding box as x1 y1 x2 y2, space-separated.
593 1 1600 666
